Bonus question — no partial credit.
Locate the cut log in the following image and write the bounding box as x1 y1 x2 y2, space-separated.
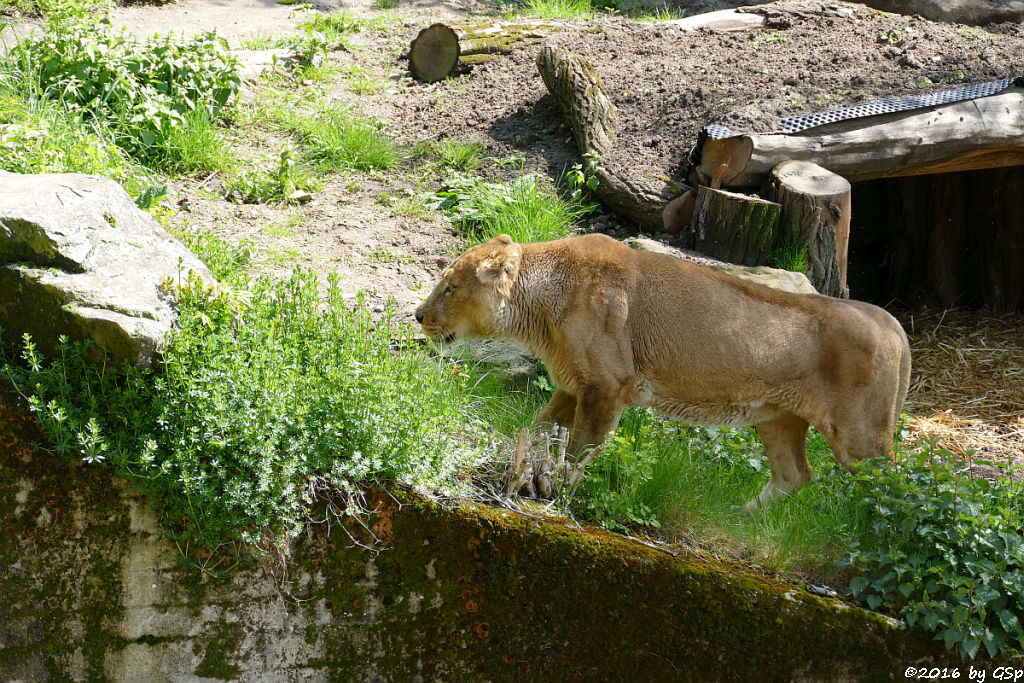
692 186 781 266
537 45 671 226
766 161 851 298
409 24 460 83
694 86 1024 189
410 21 556 82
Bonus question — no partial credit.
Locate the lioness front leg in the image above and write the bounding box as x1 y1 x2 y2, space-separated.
535 388 577 432
747 412 813 513
566 385 628 476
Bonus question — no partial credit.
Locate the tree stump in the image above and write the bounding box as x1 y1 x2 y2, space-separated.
766 160 851 298
410 21 555 82
692 187 781 266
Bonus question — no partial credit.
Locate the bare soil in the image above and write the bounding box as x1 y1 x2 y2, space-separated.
108 0 1024 461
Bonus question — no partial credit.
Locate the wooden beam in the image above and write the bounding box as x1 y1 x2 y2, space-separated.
695 87 1024 189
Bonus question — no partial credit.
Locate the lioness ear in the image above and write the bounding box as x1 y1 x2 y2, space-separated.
476 241 522 290
488 234 514 247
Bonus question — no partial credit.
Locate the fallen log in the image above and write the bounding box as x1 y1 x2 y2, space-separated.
694 86 1024 189
536 44 670 226
766 160 851 297
410 20 556 82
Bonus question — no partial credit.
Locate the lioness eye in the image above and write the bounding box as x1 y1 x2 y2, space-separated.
444 283 455 295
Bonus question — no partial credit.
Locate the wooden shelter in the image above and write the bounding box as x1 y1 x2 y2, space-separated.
536 40 1024 308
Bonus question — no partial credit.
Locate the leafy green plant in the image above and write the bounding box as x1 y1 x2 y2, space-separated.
224 144 320 204
173 228 253 283
839 442 1024 660
1 268 482 551
7 8 240 163
433 172 589 245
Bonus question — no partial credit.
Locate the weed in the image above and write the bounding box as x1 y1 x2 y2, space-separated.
366 246 415 264
224 144 321 204
379 189 434 219
433 139 485 171
283 102 399 173
839 442 1024 660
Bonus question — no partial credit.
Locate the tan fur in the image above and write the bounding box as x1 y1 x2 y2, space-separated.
416 233 911 510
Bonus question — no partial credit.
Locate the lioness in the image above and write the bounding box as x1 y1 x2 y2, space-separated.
416 233 911 510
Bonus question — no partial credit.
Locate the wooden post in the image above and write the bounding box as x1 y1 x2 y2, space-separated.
692 187 781 266
766 160 852 297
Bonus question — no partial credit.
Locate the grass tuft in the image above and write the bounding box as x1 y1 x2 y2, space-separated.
434 172 589 245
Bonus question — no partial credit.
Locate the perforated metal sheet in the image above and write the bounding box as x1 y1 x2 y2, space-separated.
778 77 1021 133
703 124 739 140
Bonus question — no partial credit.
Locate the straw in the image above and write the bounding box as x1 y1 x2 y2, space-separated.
895 309 1024 466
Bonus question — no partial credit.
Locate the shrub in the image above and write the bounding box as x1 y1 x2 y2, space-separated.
1 267 482 551
839 442 1024 660
7 7 240 163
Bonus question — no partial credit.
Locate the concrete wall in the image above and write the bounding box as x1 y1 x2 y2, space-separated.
0 399 955 681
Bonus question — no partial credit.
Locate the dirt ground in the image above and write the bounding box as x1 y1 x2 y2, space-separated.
102 0 1024 464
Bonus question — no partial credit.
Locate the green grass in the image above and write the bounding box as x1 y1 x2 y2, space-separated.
768 240 810 275
434 172 590 245
279 101 400 173
570 408 865 574
519 0 594 19
434 139 485 171
152 108 233 176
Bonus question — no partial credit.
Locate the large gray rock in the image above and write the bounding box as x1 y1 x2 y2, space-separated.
0 171 215 368
857 0 1024 25
624 236 818 295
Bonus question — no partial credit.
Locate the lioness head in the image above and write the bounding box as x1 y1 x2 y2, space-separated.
415 234 522 342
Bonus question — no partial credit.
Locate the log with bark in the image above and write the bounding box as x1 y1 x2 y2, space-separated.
766 160 851 298
693 85 1024 189
536 44 671 226
692 186 781 266
410 20 557 82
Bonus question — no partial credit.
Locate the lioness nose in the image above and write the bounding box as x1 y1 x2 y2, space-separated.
415 308 424 324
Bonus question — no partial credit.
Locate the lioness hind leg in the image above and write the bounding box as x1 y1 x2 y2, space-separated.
746 412 812 513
